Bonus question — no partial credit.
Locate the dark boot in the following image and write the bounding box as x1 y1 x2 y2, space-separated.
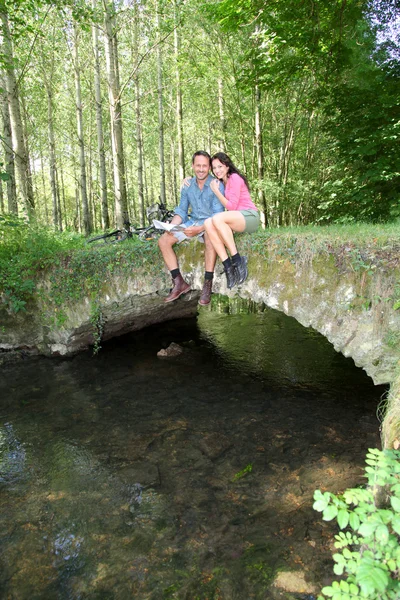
235 255 248 285
164 273 191 303
224 264 237 289
199 279 213 305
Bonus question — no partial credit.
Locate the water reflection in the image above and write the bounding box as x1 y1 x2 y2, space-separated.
0 422 27 484
199 295 375 394
0 302 386 599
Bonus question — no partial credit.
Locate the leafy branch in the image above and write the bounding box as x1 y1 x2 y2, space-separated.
313 448 400 599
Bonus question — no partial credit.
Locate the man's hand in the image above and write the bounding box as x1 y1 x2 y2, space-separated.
165 215 182 236
183 225 203 238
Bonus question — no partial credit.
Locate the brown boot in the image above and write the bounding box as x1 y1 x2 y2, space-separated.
199 279 212 305
164 273 191 303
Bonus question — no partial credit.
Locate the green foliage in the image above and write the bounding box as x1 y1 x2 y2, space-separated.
204 0 365 86
318 65 400 224
3 0 397 232
0 162 9 181
350 249 376 276
0 215 83 313
203 0 399 226
313 448 400 600
0 216 163 314
232 464 253 481
89 301 106 355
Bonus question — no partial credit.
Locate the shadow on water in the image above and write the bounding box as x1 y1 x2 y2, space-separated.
0 297 388 599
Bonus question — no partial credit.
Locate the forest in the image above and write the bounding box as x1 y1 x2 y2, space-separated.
0 0 399 233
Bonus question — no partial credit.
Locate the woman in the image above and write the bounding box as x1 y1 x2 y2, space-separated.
206 152 259 289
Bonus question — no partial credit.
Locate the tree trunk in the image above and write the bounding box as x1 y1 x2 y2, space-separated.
255 84 268 227
73 23 91 235
55 158 64 231
0 8 34 217
174 0 185 182
19 93 35 216
217 43 227 152
45 88 60 230
0 77 17 214
135 84 145 225
155 0 166 205
39 152 49 225
92 0 110 230
103 0 128 227
0 175 4 212
59 158 66 229
133 1 145 225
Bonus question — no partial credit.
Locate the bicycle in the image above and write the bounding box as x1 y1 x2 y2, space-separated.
87 202 174 245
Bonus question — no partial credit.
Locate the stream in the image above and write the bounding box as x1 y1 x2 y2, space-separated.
0 298 387 599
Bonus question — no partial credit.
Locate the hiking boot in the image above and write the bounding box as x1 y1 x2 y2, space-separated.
164 273 191 303
199 279 213 305
235 255 248 285
224 264 237 289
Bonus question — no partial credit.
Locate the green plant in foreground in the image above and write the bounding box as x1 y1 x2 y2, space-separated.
313 448 400 599
232 464 253 481
90 301 106 355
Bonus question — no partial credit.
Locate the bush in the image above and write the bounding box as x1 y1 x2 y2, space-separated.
313 448 400 599
0 215 83 312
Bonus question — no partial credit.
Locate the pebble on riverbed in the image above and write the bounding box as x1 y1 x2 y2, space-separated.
157 342 184 358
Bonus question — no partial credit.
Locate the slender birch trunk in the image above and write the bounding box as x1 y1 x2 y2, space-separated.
255 84 268 227
0 8 34 217
171 140 177 205
174 0 185 181
135 85 145 225
133 1 145 225
92 0 109 230
103 0 128 227
59 158 66 229
45 88 60 229
39 152 49 225
19 94 35 214
217 42 227 152
155 0 166 205
55 159 65 231
0 78 17 214
73 23 91 235
0 175 3 212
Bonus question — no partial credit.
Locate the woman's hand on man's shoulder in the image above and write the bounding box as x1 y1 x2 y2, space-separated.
180 177 192 189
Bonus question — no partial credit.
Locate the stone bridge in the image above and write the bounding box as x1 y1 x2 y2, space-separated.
1 238 400 446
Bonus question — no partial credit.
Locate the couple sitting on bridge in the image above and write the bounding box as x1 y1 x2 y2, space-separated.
158 150 260 306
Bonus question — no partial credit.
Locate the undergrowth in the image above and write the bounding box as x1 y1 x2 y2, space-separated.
241 222 400 261
0 215 84 313
314 448 400 600
0 215 162 322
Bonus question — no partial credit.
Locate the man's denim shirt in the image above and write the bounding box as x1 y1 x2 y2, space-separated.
173 175 225 226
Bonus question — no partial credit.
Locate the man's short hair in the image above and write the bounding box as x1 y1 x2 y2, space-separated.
192 150 211 164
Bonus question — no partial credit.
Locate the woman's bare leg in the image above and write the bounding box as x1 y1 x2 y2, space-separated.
204 218 230 261
211 212 246 257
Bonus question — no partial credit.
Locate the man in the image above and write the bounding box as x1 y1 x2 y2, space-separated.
158 151 224 305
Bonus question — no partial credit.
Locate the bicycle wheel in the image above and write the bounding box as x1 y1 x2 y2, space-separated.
110 231 129 243
137 226 160 241
87 230 127 244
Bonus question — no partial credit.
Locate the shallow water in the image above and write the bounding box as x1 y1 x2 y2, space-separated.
0 299 386 599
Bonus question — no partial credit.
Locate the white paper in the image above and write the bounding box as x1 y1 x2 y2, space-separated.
152 219 186 232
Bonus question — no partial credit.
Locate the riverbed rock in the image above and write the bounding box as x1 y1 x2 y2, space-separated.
273 570 317 595
157 342 184 358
